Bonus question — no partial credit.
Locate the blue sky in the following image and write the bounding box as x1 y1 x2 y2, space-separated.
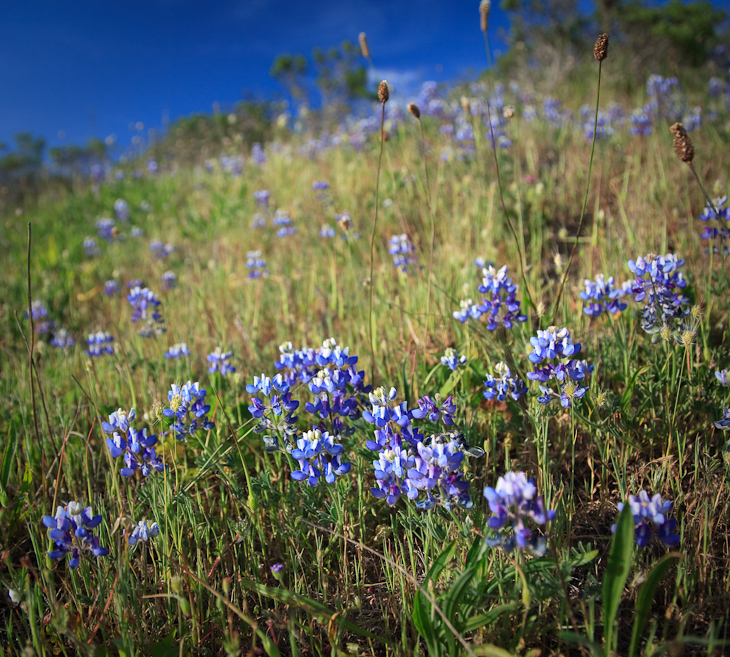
0 0 513 152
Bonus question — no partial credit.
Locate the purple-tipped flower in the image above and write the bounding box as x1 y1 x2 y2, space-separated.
102 407 164 476
164 381 215 440
51 328 75 349
484 362 527 402
389 234 418 273
161 271 177 290
104 280 120 296
455 265 527 330
165 343 190 359
83 236 100 257
580 274 631 317
254 189 270 207
127 286 165 337
290 428 351 486
483 472 555 555
25 300 53 335
246 251 268 278
441 347 466 371
96 218 116 241
319 225 336 239
716 370 729 387
612 491 680 548
628 253 689 338
715 407 730 430
114 199 130 221
207 348 235 376
86 331 114 357
128 520 160 546
42 501 108 568
149 239 175 259
698 196 730 254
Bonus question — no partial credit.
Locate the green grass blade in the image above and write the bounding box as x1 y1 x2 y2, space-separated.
603 505 635 653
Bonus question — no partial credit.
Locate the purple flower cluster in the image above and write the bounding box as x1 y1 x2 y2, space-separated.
43 501 108 568
290 428 351 486
246 250 268 278
246 371 299 452
613 491 680 548
580 274 631 317
114 199 130 221
484 362 527 402
104 280 120 296
527 327 593 407
699 196 730 255
51 329 75 349
96 218 116 241
127 286 166 337
102 408 164 476
441 347 466 371
165 343 190 359
207 348 236 376
388 234 418 273
164 381 215 440
128 520 160 546
454 265 527 330
150 239 175 259
715 407 730 430
483 472 555 555
628 254 689 338
86 331 114 357
26 300 54 335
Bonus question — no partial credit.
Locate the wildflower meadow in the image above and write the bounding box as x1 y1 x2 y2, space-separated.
3 8 730 657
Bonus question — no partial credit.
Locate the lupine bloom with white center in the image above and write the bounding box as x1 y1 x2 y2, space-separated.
128 520 160 546
441 347 466 371
163 381 215 440
102 407 164 476
483 472 556 555
715 407 730 430
165 343 190 359
319 225 336 238
404 433 475 510
149 239 175 259
290 428 351 486
253 189 270 207
114 199 130 221
83 236 100 257
453 298 482 323
251 143 266 165
527 327 592 407
104 280 120 296
245 251 268 278
161 271 177 290
628 253 690 338
612 491 680 548
580 274 631 317
51 329 75 349
127 286 165 337
42 501 108 568
252 213 266 229
86 332 114 357
484 362 527 402
699 196 730 254
716 370 729 387
207 348 235 375
389 234 419 273
26 300 53 334
130 226 144 237
96 218 116 241
475 265 527 330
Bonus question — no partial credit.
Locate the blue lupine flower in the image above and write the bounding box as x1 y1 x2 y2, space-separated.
476 265 527 330
699 196 730 254
290 428 351 486
86 332 114 357
25 300 53 334
50 329 75 349
247 373 289 396
628 253 689 338
96 218 116 241
411 395 456 426
527 327 592 407
130 226 144 237
42 501 108 568
164 381 216 440
207 348 236 375
103 407 164 476
114 199 130 221
336 212 353 232
580 274 631 317
245 251 268 278
161 271 177 290
484 472 556 555
629 106 652 136
319 225 336 238
453 298 482 323
270 563 284 574
484 362 527 402
715 407 730 430
149 239 174 259
128 520 160 546
220 155 244 176
389 234 419 273
254 190 270 207
312 181 329 191
716 370 729 387
612 491 680 548
370 441 415 505
127 286 166 337
252 213 266 229
404 433 475 510
165 343 190 359
83 236 100 257
647 75 685 123
441 347 466 371
104 280 120 296
147 159 159 174
251 143 266 165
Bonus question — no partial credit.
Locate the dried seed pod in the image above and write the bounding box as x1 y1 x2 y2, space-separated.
359 32 370 60
593 33 609 62
378 80 389 104
407 102 421 119
670 122 694 163
479 0 491 32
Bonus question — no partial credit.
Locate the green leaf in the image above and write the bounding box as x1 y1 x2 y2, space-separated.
620 365 651 411
150 632 178 657
0 426 17 498
629 553 679 657
461 603 518 633
603 505 635 653
471 644 515 657
558 630 605 656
